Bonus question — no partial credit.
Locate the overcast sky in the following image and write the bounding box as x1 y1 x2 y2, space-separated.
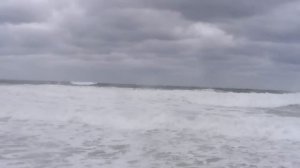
0 0 300 90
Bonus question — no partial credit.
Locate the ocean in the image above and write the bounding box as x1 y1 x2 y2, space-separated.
0 80 300 167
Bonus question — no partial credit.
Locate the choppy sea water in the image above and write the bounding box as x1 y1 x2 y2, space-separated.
0 84 300 168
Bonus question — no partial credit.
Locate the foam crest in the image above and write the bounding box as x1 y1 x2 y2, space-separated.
189 90 300 108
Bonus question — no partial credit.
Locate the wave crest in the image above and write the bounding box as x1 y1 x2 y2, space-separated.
70 81 97 86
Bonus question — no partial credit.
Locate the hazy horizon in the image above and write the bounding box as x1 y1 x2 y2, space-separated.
0 78 291 93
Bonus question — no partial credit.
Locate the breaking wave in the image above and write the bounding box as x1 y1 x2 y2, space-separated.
0 84 300 140
70 81 97 86
1 84 298 109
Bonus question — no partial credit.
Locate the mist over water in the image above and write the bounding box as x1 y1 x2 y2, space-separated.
0 83 300 167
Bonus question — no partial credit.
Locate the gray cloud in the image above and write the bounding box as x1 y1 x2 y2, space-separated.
0 0 300 90
142 0 295 22
0 0 53 24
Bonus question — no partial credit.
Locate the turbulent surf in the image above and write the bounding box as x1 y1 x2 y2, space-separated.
0 84 300 167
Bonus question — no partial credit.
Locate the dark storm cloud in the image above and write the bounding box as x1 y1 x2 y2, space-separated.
0 0 51 24
142 0 295 22
219 1 300 43
1 0 300 90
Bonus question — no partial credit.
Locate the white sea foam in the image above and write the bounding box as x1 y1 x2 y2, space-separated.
0 85 300 137
1 85 300 167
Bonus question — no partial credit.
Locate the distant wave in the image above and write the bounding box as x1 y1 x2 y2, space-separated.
0 79 289 93
70 81 97 86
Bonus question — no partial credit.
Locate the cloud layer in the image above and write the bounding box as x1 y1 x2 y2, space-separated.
0 0 300 90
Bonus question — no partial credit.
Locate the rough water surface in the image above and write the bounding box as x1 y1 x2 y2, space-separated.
0 85 300 168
